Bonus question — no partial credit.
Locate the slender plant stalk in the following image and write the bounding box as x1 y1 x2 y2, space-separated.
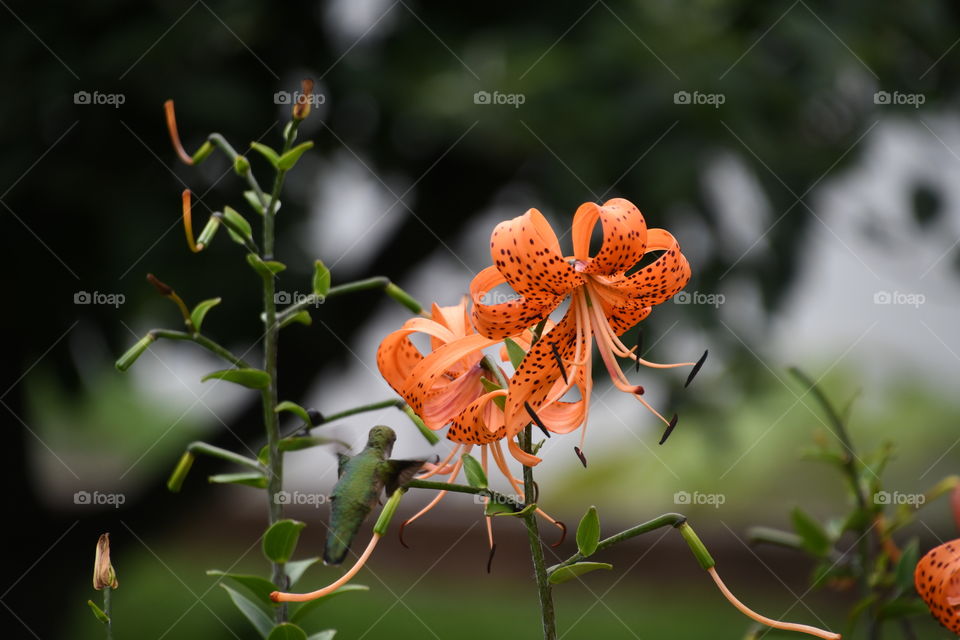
148 329 252 368
520 423 557 640
103 587 112 640
276 276 422 324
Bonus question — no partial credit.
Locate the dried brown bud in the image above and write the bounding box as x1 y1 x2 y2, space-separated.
146 273 173 297
93 533 118 590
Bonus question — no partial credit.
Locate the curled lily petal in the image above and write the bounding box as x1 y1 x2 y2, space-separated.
490 209 580 300
571 198 648 275
471 266 558 340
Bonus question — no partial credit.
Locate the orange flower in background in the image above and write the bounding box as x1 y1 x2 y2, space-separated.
376 300 566 552
915 539 960 633
470 198 706 459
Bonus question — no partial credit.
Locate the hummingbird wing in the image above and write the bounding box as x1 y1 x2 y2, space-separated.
336 453 351 478
382 459 428 497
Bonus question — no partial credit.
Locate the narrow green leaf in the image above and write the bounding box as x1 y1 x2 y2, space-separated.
202 368 271 390
244 190 266 215
791 507 832 556
275 401 311 424
207 570 277 608
250 142 281 168
209 472 268 489
877 597 930 620
400 404 440 445
267 622 308 640
167 451 196 493
284 557 320 587
290 585 369 624
548 562 613 584
490 502 536 518
503 338 526 369
196 215 221 248
312 260 331 297
87 599 110 624
223 206 253 245
246 253 287 276
479 377 507 410
461 454 487 489
277 141 315 170
190 297 222 333
221 584 274 638
279 310 312 329
576 506 601 557
263 519 307 564
484 501 515 517
894 538 919 593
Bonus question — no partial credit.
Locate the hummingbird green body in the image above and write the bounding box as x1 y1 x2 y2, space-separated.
324 425 424 565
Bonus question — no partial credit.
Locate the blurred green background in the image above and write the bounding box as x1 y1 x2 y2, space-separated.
3 1 960 638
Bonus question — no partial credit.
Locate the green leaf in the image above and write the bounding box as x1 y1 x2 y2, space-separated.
115 334 156 371
548 562 613 584
258 437 343 465
461 454 487 489
479 377 506 409
280 310 312 329
576 506 601 557
894 538 919 593
263 519 307 564
312 260 331 298
275 401 312 424
250 142 281 168
87 599 109 624
267 623 308 640
290 585 369 624
202 368 271 390
223 206 253 245
209 472 268 489
278 141 315 170
207 570 277 608
503 337 526 368
244 190 266 215
221 584 274 638
484 500 516 517
791 507 832 557
284 557 321 587
489 502 536 518
246 253 287 276
306 632 336 640
877 597 930 620
190 297 222 333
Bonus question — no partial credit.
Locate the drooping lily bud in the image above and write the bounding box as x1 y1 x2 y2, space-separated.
93 533 118 590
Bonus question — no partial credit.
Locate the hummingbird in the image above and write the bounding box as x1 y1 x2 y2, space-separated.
324 425 426 566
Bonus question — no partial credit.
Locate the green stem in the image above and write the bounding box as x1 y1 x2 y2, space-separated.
520 423 556 640
208 133 268 208
275 277 422 325
260 121 299 623
186 441 264 472
553 513 687 570
148 329 252 368
405 479 523 510
321 399 405 423
103 587 112 640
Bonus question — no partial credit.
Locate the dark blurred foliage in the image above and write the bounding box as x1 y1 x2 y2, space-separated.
3 1 960 636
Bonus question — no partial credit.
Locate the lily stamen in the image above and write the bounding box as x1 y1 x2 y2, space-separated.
271 533 381 603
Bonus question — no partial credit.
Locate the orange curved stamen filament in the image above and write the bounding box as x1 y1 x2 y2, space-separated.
271 533 381 603
401 456 464 533
708 568 841 639
181 189 201 253
490 441 565 542
164 100 194 165
417 444 462 480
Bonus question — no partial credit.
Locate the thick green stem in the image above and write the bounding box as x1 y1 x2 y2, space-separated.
521 424 556 640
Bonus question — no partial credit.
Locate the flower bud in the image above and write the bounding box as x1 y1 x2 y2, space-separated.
93 533 118 590
292 78 314 121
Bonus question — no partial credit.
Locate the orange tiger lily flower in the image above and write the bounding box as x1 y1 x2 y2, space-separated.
471 198 705 458
377 299 566 553
915 538 960 633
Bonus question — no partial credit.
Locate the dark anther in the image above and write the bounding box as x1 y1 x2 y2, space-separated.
633 385 645 396
524 402 551 438
307 408 324 426
398 521 411 549
635 328 644 372
685 350 708 388
550 343 568 383
486 544 497 574
146 273 173 296
659 414 679 445
574 446 587 467
551 521 567 548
